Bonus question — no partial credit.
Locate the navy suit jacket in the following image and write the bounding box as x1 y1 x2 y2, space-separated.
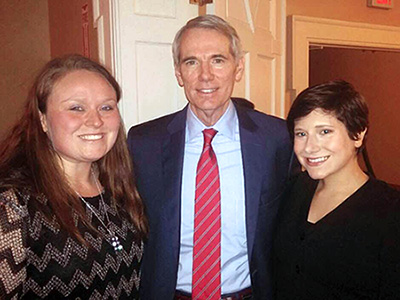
127 102 293 299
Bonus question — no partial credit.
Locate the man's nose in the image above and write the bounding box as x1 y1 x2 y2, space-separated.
199 62 214 81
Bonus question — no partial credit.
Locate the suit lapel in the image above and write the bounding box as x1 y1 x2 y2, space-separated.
160 104 267 269
236 106 266 262
161 106 187 269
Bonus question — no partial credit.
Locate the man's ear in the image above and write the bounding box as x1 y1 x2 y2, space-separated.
235 56 245 82
175 65 184 87
39 111 48 133
355 128 367 148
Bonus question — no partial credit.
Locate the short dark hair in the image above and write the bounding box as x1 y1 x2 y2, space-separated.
287 80 369 152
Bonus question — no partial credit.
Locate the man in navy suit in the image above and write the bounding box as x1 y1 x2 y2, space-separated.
128 15 293 300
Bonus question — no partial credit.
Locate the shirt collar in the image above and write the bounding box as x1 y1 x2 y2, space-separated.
186 100 237 142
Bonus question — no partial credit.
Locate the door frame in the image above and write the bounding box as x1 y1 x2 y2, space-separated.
287 15 400 106
99 0 288 120
108 0 124 117
93 0 124 118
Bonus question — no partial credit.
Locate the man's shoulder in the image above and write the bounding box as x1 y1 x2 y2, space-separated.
248 109 286 125
127 108 186 138
236 104 288 134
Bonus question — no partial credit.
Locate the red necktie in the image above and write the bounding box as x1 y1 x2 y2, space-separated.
192 128 221 300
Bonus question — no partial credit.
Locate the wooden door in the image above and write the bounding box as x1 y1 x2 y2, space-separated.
95 0 198 130
214 0 285 117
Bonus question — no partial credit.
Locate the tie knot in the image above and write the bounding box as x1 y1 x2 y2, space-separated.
202 128 217 146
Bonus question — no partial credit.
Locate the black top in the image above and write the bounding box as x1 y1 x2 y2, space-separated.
274 173 400 300
0 187 143 299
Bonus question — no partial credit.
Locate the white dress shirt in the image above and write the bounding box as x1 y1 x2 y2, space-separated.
176 101 250 294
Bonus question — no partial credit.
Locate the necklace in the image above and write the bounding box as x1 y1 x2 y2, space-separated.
75 170 123 253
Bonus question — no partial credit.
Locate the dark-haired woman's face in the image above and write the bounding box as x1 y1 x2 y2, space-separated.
293 109 364 181
39 70 120 169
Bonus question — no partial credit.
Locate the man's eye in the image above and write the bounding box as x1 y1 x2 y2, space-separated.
101 105 114 111
213 58 224 64
185 60 197 66
70 106 83 111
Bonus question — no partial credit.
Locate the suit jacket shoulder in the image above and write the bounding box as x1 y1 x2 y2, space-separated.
237 105 289 138
235 105 292 169
128 107 187 138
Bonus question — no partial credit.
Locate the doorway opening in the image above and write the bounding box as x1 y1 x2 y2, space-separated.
309 46 400 185
288 15 400 185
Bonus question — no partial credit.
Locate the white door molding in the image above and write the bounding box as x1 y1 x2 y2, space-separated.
288 15 400 102
109 0 124 116
104 0 197 130
215 0 286 117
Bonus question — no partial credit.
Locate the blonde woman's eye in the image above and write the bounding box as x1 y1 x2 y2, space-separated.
295 132 306 137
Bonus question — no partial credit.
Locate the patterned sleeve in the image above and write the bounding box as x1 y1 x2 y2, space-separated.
0 189 28 299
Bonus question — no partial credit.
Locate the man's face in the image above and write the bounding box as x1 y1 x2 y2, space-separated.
175 28 244 126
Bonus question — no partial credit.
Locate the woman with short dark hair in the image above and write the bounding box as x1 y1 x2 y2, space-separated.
0 54 147 299
274 80 400 299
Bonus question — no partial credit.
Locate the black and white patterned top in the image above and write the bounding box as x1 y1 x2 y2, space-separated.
0 187 143 299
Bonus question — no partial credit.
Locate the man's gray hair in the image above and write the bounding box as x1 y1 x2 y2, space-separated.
172 15 243 66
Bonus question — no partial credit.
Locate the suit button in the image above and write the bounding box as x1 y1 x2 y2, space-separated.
296 264 300 274
300 233 305 241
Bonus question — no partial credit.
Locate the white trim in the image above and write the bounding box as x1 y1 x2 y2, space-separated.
288 15 400 102
243 0 255 33
97 16 106 66
93 0 100 20
206 3 215 14
109 0 124 120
